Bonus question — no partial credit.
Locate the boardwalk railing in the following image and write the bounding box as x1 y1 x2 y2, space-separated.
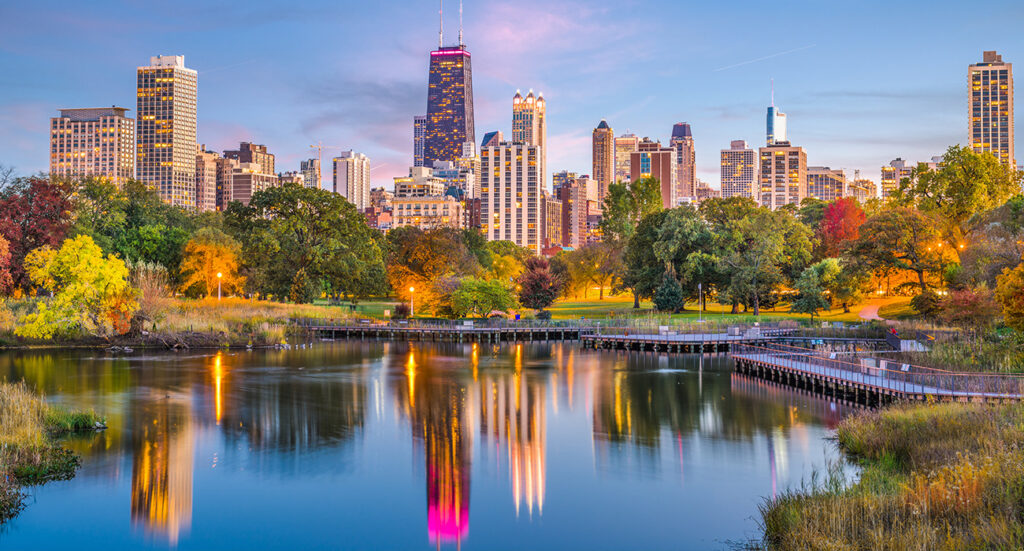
734 342 1024 399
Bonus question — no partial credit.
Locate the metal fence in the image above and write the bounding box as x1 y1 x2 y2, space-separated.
734 342 1024 398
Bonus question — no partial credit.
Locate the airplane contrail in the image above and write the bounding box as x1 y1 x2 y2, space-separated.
713 44 816 72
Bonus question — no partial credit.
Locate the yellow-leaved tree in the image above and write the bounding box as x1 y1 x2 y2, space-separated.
17 235 136 339
179 228 244 298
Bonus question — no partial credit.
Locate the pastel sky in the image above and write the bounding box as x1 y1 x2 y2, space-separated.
1 0 1022 190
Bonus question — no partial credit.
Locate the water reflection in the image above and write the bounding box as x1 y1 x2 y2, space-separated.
0 343 855 550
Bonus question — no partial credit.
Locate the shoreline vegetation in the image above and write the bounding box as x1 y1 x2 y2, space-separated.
759 402 1024 550
0 381 104 524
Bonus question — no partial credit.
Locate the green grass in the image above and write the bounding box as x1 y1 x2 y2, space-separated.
759 402 1024 550
546 294 870 323
43 407 104 434
878 297 917 320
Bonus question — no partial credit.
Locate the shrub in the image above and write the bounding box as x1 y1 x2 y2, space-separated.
910 290 944 319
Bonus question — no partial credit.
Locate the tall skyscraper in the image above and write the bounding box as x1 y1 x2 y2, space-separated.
480 142 542 253
592 120 614 201
670 123 696 199
224 142 274 175
195 145 219 213
766 85 787 146
758 141 806 209
424 40 475 166
969 51 1014 167
552 170 578 194
413 115 427 167
136 55 198 208
49 107 135 186
512 89 546 191
333 150 371 211
720 140 757 199
300 158 321 189
630 138 676 209
614 134 639 183
807 166 846 202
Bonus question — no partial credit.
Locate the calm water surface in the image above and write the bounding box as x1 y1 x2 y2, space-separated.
0 342 854 550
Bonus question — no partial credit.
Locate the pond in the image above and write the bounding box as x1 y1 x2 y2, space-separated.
0 341 854 550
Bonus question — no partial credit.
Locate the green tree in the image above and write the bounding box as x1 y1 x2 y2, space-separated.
958 196 1024 288
564 242 619 300
384 226 482 310
619 210 669 308
451 278 518 318
790 263 832 322
599 176 664 243
17 235 136 338
226 183 385 302
896 145 1021 253
720 210 811 316
652 206 715 305
653 271 685 312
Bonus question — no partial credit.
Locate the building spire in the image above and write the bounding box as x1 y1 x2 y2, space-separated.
770 78 775 107
458 0 463 45
439 0 444 48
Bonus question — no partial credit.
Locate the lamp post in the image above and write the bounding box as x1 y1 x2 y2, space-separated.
409 286 415 317
217 272 223 301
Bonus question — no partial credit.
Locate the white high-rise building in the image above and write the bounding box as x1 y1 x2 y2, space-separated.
333 150 370 209
480 142 542 253
512 90 547 192
720 140 757 199
136 55 198 208
333 150 371 211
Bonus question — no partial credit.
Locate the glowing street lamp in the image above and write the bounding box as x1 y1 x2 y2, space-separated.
409 286 415 317
217 272 223 301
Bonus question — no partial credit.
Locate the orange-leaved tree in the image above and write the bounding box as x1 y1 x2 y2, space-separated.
179 228 244 298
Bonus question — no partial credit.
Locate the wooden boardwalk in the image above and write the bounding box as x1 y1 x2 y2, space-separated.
733 345 1024 406
296 322 594 343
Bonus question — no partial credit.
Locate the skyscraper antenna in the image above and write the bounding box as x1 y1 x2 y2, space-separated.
770 78 775 107
439 0 444 48
458 0 463 45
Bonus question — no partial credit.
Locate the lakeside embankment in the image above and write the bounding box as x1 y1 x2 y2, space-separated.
759 401 1024 550
0 382 103 523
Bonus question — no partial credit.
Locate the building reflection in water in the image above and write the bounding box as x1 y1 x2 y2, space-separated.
477 360 546 518
129 388 194 545
396 346 471 546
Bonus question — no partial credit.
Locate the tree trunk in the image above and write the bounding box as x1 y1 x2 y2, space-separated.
917 270 928 292
731 301 739 314
633 291 640 309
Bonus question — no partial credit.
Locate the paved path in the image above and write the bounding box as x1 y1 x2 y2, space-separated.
859 303 882 321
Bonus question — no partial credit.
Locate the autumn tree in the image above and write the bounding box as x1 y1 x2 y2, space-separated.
0 176 73 290
957 196 1024 288
845 207 946 292
516 256 562 313
179 228 244 298
564 242 619 300
17 235 136 339
384 226 483 312
996 264 1024 332
819 198 866 257
0 235 12 295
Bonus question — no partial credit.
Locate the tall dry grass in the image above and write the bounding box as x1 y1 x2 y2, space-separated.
759 402 1024 550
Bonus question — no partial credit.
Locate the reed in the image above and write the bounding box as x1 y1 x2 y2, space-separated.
759 402 1024 550
0 382 99 523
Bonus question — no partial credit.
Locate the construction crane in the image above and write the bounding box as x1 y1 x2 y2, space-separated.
309 142 342 188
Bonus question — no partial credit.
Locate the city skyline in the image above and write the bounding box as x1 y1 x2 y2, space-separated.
2 0 1023 191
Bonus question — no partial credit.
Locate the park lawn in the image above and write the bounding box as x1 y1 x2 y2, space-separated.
312 298 400 319
877 297 917 320
547 294 871 323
